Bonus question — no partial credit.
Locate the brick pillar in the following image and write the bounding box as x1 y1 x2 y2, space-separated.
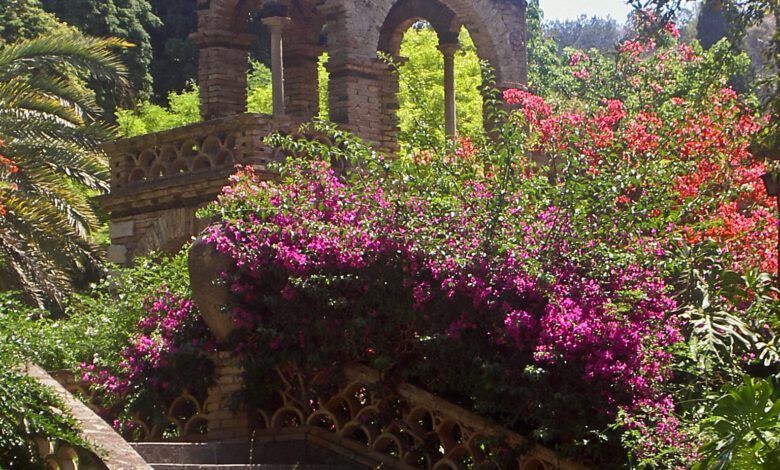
284 45 323 122
327 57 399 155
204 352 250 440
193 31 253 120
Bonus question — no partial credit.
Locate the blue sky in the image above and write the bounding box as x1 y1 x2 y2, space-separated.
540 0 633 21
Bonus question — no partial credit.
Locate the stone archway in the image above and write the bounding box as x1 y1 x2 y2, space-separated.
134 208 211 259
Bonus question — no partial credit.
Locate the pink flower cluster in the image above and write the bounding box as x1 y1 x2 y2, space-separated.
204 158 682 448
81 290 216 412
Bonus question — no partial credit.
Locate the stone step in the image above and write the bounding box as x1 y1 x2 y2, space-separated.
150 465 353 470
131 442 250 465
131 441 362 469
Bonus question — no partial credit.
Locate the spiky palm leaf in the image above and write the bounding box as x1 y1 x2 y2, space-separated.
0 33 128 308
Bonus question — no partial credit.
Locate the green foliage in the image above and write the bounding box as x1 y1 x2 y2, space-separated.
0 250 189 464
0 250 191 372
526 0 574 99
0 0 70 46
695 376 780 469
0 364 87 469
246 59 272 115
666 241 780 378
0 33 127 308
318 53 330 121
116 84 200 137
396 26 483 150
40 0 161 114
148 0 197 102
544 14 628 53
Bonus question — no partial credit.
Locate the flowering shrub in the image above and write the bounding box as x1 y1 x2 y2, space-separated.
193 24 778 467
201 150 681 465
81 289 215 436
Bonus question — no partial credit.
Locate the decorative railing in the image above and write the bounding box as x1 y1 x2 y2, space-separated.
53 363 583 470
28 365 152 470
103 114 300 191
52 371 208 443
251 363 583 470
33 436 107 470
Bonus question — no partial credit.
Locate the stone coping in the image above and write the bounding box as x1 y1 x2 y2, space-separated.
102 113 295 154
24 364 153 470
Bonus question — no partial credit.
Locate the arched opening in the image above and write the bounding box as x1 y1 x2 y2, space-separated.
197 0 326 121
395 22 484 149
376 0 494 152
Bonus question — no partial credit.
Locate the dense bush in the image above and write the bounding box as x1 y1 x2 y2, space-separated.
194 25 776 466
0 251 208 440
20 16 776 470
0 296 88 469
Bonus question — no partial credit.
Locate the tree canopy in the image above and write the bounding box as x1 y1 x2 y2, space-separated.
40 0 159 112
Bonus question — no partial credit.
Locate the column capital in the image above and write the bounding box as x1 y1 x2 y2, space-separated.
262 16 292 33
438 42 460 57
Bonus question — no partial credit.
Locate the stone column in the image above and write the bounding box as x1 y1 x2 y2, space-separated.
438 42 459 138
262 16 292 118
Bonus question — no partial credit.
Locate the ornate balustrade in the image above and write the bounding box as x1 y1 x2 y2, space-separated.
103 113 297 192
53 362 584 470
247 363 584 470
27 365 152 470
99 114 332 262
52 371 209 443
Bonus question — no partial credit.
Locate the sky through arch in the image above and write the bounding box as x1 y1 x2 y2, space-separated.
540 0 633 21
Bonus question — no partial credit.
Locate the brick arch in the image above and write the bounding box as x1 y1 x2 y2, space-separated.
134 208 211 258
377 0 460 57
329 0 527 87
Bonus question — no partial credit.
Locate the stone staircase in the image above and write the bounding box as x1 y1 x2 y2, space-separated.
30 363 586 470
130 437 373 469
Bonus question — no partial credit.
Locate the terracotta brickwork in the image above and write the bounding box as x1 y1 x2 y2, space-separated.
100 114 296 263
194 0 527 150
102 0 527 264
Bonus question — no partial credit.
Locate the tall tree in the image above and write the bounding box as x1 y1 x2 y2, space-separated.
544 15 628 54
40 0 159 112
697 0 730 49
0 0 68 45
628 0 778 153
148 0 197 102
0 33 127 308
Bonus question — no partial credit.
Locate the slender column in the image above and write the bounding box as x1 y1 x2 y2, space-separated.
262 17 292 117
438 42 459 138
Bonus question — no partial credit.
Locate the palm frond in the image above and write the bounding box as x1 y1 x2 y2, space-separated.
0 32 127 306
0 34 129 87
